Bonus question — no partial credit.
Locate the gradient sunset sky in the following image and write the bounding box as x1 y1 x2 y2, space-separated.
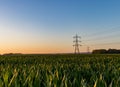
0 0 120 54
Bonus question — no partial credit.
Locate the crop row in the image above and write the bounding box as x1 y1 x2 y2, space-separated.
0 54 120 87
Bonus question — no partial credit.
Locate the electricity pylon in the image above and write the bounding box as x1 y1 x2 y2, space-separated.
73 34 82 54
87 46 90 53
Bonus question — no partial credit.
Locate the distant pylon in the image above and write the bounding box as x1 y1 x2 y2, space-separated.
73 34 82 54
87 46 90 53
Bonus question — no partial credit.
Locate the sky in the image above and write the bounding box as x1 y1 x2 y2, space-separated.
0 0 120 54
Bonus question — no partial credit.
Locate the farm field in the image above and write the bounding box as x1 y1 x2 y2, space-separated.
0 54 120 87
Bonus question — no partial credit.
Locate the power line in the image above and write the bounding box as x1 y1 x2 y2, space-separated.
81 27 120 46
88 42 120 46
82 26 120 39
74 26 120 52
83 33 120 42
81 42 120 53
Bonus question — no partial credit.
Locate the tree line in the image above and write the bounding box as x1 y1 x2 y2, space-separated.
92 49 120 54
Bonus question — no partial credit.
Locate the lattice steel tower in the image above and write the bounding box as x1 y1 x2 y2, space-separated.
73 34 82 54
87 46 90 53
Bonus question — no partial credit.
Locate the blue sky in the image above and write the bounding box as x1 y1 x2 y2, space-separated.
0 0 120 53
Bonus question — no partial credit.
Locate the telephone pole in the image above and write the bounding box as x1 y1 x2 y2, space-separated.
73 34 82 54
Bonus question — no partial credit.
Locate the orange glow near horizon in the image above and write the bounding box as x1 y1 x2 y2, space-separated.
0 36 119 54
0 40 120 54
0 43 73 54
0 45 120 54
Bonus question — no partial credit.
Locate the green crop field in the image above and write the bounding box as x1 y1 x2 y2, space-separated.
0 54 120 87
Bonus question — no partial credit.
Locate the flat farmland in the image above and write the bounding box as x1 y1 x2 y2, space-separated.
0 54 120 87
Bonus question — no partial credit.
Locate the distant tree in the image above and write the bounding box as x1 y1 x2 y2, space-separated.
107 49 120 54
92 49 120 54
92 49 107 54
3 53 22 56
